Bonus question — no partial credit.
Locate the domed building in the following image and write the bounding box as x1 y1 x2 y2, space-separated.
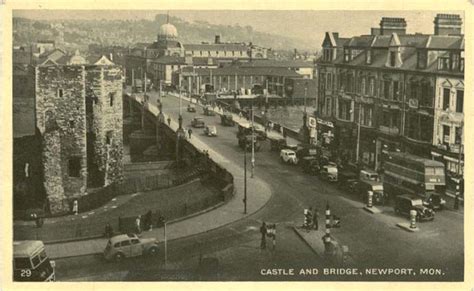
157 22 178 42
147 17 184 59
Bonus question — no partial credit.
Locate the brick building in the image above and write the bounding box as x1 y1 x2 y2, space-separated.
13 51 124 214
315 14 464 176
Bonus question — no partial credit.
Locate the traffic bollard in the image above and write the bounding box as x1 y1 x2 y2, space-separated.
367 191 373 208
410 210 417 229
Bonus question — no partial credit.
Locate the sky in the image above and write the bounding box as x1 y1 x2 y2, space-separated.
14 10 464 49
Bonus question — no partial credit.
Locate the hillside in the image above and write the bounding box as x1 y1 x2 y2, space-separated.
13 14 315 53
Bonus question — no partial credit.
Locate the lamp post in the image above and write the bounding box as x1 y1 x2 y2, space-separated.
355 102 362 164
243 145 247 214
176 71 185 168
251 102 255 178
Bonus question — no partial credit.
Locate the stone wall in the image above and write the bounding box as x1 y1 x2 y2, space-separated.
36 65 88 213
86 65 124 186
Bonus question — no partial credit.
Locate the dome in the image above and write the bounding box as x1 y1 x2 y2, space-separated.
158 23 178 40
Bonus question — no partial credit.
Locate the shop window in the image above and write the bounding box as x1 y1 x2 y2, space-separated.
456 90 463 113
443 88 450 110
68 157 81 177
443 125 450 145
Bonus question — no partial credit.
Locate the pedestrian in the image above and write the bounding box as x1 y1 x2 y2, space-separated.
135 215 142 234
454 194 459 210
313 209 319 230
260 222 267 249
239 112 243 119
270 224 276 251
104 223 114 238
72 199 78 215
32 213 43 228
167 116 171 126
144 210 153 231
306 207 313 232
188 128 192 139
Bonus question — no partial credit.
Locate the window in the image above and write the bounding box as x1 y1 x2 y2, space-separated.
131 239 140 244
106 130 113 145
120 240 131 247
14 258 31 270
455 127 462 144
389 52 396 67
366 50 372 64
456 90 463 113
68 157 81 177
420 82 431 107
417 51 427 69
451 53 460 70
383 80 391 99
109 92 115 106
114 242 121 248
344 49 350 62
31 255 41 268
460 57 464 72
438 57 450 70
392 81 399 100
57 88 63 98
327 74 332 91
443 88 450 110
361 77 366 95
69 120 75 128
443 125 450 144
369 78 375 96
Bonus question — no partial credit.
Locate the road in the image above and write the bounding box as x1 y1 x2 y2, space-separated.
56 92 463 281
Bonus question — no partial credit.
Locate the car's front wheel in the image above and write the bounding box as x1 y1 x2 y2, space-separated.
148 246 159 256
114 252 125 262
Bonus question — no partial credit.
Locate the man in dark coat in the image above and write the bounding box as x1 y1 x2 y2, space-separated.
260 222 267 249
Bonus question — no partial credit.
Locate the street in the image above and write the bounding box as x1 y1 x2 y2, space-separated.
55 91 463 281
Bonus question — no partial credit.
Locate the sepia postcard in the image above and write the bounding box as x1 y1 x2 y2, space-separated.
1 0 472 290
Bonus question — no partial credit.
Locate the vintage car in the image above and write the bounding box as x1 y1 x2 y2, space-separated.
187 104 196 112
191 117 205 128
203 106 216 116
103 234 159 261
394 195 435 222
300 156 320 175
204 125 217 137
320 163 338 182
280 149 298 165
220 113 235 126
357 180 385 205
422 192 446 210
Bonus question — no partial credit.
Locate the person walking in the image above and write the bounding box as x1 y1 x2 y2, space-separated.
72 199 78 215
167 116 171 126
270 224 276 251
454 194 460 210
313 209 319 230
260 222 267 249
188 128 193 139
104 223 114 238
135 215 142 234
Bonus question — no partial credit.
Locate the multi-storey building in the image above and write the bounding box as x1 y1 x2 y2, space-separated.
13 51 124 214
316 14 464 177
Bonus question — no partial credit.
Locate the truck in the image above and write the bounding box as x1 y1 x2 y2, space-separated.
383 151 446 209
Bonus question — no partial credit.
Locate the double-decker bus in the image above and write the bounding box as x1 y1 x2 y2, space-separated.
13 240 55 281
383 152 446 200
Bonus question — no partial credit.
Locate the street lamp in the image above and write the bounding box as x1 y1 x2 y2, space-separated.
176 71 186 168
243 146 247 214
355 102 362 164
251 101 255 178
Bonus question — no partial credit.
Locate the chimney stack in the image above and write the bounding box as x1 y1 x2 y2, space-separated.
434 14 462 35
380 17 407 35
215 35 221 44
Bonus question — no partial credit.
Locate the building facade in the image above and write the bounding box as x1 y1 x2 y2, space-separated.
316 14 464 178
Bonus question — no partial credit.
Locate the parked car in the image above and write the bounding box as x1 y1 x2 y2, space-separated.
191 117 205 128
300 156 320 175
423 192 446 210
357 180 385 205
359 169 380 182
203 106 215 116
320 163 338 182
280 149 298 165
103 234 159 261
394 195 435 222
204 125 217 137
187 104 196 112
338 170 358 191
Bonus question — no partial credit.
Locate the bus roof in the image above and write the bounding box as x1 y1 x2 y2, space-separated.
13 241 45 257
386 152 444 167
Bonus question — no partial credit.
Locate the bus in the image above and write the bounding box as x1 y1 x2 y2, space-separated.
13 240 56 281
383 152 446 200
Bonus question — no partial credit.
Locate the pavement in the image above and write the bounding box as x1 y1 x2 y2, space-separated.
28 90 281 259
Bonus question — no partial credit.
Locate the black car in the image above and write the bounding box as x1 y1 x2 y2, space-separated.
300 156 320 175
423 192 446 210
394 194 435 222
